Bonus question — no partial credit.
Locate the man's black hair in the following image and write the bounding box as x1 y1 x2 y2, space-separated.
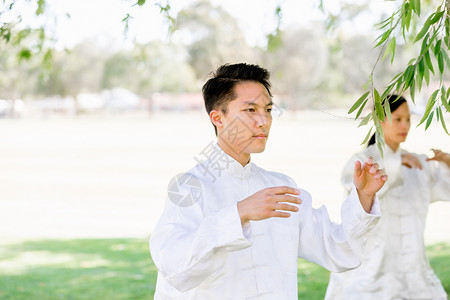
202 63 273 135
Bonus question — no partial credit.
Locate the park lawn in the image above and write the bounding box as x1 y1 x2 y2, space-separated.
0 239 448 300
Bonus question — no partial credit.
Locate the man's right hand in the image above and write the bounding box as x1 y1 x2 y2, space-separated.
237 186 301 224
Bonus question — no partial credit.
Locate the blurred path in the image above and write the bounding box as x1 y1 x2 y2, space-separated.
0 111 448 244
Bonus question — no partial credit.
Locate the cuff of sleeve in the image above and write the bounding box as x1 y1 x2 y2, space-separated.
215 204 252 251
369 196 381 216
341 185 381 256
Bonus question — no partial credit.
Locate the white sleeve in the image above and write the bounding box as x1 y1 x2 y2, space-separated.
422 155 450 203
297 187 380 273
149 181 251 292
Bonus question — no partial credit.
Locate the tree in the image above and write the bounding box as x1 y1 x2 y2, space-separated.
339 0 450 155
175 0 257 79
261 25 329 109
1 0 449 146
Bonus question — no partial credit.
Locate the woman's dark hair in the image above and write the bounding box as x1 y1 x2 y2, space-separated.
368 94 407 146
202 63 272 135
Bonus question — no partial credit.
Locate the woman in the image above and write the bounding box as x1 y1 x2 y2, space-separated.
325 95 450 299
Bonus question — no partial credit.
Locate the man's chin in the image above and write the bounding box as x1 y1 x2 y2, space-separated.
247 143 267 154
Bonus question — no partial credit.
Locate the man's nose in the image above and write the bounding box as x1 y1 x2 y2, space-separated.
256 113 269 127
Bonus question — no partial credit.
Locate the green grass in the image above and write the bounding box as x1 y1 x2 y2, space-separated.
0 239 449 299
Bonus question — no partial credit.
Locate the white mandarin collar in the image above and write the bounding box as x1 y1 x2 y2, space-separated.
213 144 253 180
385 145 402 160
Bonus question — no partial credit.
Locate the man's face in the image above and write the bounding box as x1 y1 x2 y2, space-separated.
214 81 272 158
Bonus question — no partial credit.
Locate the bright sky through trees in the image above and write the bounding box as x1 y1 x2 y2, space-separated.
1 0 394 50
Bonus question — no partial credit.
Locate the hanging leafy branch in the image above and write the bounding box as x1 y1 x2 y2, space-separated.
0 0 50 61
348 0 450 156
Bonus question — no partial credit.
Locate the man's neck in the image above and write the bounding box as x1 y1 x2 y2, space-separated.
217 141 250 167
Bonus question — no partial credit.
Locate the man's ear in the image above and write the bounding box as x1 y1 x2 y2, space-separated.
210 110 223 128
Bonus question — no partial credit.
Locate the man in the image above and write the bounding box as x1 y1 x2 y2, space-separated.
150 63 387 299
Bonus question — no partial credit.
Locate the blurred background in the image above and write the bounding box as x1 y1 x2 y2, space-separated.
0 0 449 299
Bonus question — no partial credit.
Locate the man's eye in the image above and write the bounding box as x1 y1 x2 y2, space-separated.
247 108 255 112
266 108 272 113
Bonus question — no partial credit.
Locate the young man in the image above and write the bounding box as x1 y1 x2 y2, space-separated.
150 63 387 299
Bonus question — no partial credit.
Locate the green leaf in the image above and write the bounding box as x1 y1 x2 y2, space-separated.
348 91 370 114
36 0 45 16
414 23 430 42
361 127 374 145
405 6 412 32
376 29 392 47
136 0 146 5
355 99 368 119
438 107 450 135
410 78 416 103
18 48 32 61
438 51 444 74
414 0 421 16
378 16 393 29
424 63 430 85
424 50 434 74
416 68 424 92
388 72 404 85
430 11 444 25
442 88 450 112
374 89 385 122
434 39 441 57
409 0 417 14
418 90 439 126
376 133 385 158
442 49 450 70
420 33 429 55
358 113 372 128
403 65 415 88
401 3 412 35
418 57 425 74
381 84 395 100
384 96 392 123
383 37 396 63
425 111 434 130
362 75 373 90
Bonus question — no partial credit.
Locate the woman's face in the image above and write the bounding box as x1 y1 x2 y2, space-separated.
381 102 411 149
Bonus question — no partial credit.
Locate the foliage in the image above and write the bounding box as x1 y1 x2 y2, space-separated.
1 0 449 131
175 0 256 79
345 0 450 156
0 239 449 299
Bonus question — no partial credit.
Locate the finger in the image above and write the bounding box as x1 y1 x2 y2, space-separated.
274 195 302 204
365 156 374 166
369 163 380 174
374 169 385 179
274 203 299 212
362 157 375 173
270 186 300 195
354 160 362 177
272 211 291 218
381 175 388 181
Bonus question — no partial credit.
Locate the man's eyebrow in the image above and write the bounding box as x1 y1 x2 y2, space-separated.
243 101 273 107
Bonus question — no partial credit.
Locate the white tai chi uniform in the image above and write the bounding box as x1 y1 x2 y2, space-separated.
151 144 381 299
326 145 450 300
